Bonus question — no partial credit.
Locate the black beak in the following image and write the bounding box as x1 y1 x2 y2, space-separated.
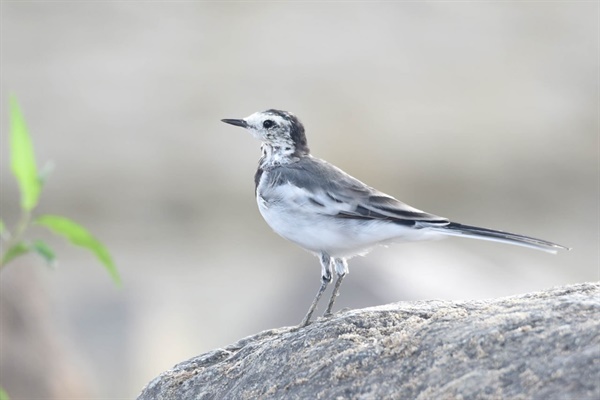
221 118 248 128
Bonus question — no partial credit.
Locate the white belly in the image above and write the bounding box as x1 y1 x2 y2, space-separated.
257 192 441 258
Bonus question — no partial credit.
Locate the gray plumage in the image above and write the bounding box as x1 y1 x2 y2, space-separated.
261 156 448 224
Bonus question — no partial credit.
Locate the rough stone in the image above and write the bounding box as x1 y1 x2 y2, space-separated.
138 283 600 400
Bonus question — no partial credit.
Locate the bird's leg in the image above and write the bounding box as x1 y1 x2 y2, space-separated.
300 253 332 327
299 279 328 328
324 258 348 317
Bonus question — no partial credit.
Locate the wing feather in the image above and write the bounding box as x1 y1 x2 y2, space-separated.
269 157 449 225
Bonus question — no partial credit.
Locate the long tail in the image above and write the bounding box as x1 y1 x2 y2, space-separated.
430 222 571 254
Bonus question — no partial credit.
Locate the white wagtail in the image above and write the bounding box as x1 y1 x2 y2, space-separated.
222 109 570 327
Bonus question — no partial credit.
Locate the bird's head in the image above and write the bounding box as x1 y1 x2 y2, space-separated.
222 109 310 159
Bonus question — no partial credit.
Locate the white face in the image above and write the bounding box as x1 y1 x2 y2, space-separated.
243 112 294 145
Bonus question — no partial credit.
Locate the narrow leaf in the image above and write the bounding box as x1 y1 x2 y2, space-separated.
36 215 121 285
0 219 13 241
0 386 9 400
10 96 41 211
1 241 30 266
32 239 56 267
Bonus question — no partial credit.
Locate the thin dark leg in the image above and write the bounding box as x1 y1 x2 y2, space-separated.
300 279 329 327
324 274 345 317
299 253 332 327
324 258 348 317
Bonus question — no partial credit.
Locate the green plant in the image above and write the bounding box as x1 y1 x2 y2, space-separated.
0 96 120 284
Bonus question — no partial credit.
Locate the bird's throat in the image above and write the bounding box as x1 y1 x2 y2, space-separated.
259 143 302 168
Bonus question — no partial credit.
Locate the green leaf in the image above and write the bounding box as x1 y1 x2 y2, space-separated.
0 386 9 400
0 219 11 242
10 96 41 211
32 239 56 267
36 215 121 285
1 241 30 266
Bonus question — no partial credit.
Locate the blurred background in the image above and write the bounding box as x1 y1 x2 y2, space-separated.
0 2 598 398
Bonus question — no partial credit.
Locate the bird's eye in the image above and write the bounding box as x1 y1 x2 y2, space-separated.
263 120 275 129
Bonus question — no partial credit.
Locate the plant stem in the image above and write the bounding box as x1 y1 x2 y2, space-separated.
0 209 31 270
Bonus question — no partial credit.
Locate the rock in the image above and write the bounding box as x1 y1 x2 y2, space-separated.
138 283 600 400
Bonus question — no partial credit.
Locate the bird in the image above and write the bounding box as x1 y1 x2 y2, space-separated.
221 109 570 327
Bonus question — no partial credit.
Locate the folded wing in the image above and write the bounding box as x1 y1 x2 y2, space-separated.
270 157 449 226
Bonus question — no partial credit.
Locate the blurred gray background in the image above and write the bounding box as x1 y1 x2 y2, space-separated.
0 2 598 398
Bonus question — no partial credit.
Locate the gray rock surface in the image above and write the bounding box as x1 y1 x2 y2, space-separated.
138 283 600 400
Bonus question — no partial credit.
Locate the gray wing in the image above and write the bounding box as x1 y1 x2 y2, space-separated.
267 157 449 226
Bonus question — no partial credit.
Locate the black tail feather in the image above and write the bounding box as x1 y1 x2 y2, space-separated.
435 222 570 253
